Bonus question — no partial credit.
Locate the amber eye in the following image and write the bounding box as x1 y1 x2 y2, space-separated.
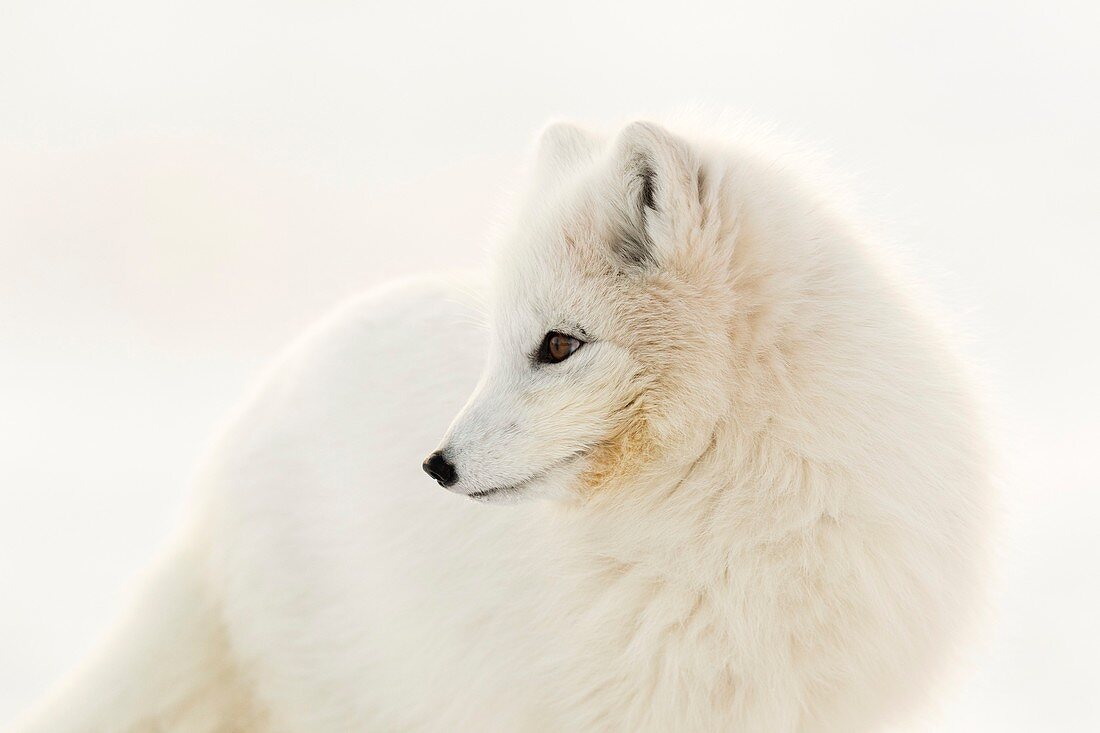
536 331 584 364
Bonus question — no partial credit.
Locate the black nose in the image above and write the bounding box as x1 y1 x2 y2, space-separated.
422 450 458 487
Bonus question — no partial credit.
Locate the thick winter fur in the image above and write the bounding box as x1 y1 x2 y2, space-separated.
9 119 992 732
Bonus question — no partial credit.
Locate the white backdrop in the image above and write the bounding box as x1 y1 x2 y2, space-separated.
1 1 1097 729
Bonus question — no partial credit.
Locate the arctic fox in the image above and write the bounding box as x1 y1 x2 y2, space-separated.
10 120 992 732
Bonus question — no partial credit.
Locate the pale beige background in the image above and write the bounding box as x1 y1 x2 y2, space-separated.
1 1 1097 729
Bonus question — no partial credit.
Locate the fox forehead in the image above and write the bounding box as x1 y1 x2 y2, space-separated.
492 227 621 328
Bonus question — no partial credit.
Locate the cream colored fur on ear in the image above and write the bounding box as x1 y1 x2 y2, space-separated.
10 118 993 733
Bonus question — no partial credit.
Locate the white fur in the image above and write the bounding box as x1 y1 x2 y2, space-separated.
9 119 993 732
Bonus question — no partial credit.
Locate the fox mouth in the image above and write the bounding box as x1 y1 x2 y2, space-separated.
463 448 589 502
466 486 519 501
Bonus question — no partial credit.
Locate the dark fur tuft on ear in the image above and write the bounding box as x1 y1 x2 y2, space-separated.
616 153 660 267
638 159 657 213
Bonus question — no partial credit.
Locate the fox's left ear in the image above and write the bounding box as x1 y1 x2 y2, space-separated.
606 121 714 274
531 120 601 189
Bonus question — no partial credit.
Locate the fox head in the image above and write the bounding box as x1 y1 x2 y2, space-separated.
425 121 738 504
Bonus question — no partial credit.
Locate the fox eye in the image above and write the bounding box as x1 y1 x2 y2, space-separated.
536 331 584 364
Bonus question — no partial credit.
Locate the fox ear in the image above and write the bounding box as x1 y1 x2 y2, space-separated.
532 121 600 186
606 121 705 271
